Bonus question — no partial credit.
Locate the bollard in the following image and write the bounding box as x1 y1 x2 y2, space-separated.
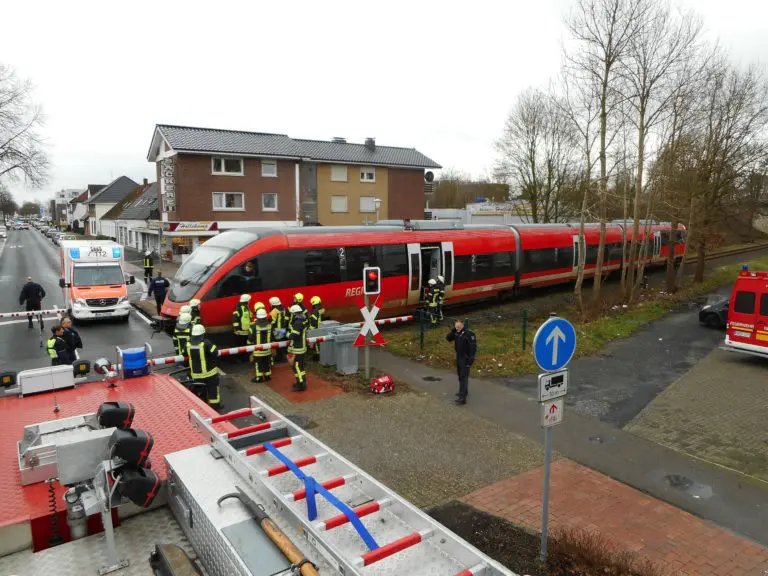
419 308 425 351
522 309 528 351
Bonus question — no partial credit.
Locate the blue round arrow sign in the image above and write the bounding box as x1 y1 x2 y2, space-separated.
532 317 577 372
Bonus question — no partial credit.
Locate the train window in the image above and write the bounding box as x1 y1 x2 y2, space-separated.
212 259 263 299
523 249 557 273
409 253 420 290
734 291 756 314
305 249 342 285
344 245 377 282
555 246 573 269
444 250 453 284
660 232 669 246
585 244 600 265
606 243 623 262
454 254 473 283
377 244 408 276
761 294 768 317
493 252 513 277
475 254 494 280
260 250 305 291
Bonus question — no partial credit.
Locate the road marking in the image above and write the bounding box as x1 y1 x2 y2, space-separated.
134 309 154 326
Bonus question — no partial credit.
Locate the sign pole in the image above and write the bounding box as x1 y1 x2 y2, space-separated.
540 426 552 563
364 292 370 379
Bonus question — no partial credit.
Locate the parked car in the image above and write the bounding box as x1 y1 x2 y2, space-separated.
699 297 729 329
45 228 57 238
0 226 6 239
51 231 61 245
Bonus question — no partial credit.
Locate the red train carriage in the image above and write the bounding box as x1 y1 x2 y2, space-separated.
160 221 686 330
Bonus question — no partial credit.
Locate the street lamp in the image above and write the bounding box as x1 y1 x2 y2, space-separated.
373 198 382 223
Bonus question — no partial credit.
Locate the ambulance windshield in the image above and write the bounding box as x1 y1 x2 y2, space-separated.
73 265 125 287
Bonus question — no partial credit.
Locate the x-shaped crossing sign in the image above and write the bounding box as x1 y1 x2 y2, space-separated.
353 297 386 347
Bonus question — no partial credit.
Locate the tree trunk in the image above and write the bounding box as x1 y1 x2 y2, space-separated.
620 174 629 294
626 108 647 301
574 182 590 316
694 241 706 282
665 217 678 292
675 196 695 289
592 70 610 301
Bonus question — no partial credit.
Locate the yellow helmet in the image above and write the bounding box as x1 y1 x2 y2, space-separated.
310 296 321 306
253 301 265 310
294 292 304 303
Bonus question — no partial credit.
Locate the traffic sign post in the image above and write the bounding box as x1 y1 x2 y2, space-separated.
356 268 385 378
532 315 576 564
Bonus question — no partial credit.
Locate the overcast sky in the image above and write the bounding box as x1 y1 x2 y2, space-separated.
1 0 766 204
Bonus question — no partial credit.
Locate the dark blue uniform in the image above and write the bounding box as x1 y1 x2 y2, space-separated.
19 281 46 328
148 276 170 315
446 327 476 403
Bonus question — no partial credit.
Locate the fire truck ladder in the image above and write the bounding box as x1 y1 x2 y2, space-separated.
189 396 515 576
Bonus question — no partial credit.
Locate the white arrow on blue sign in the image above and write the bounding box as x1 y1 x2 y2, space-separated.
533 317 577 372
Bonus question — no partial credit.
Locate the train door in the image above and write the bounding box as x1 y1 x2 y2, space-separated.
420 244 441 287
441 241 454 297
653 231 662 261
406 243 422 305
572 234 580 272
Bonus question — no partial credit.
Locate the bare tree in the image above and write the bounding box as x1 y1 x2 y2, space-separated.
621 2 702 301
0 64 48 187
0 183 18 220
494 88 578 223
565 0 648 301
18 200 40 216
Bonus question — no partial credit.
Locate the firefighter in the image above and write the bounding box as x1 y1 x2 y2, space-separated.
253 301 266 315
189 299 202 325
46 324 69 366
248 308 273 383
426 278 440 326
308 296 325 361
232 294 252 343
435 275 446 320
143 250 153 283
287 304 308 392
269 296 288 364
148 270 170 315
187 324 221 409
173 312 193 364
19 276 46 329
291 293 307 326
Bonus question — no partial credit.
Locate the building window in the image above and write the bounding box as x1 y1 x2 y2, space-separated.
360 166 376 182
261 160 277 178
360 197 376 213
331 165 348 182
211 157 244 176
262 193 278 212
331 195 348 213
212 192 245 211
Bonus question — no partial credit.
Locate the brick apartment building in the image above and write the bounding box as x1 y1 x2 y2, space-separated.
146 125 440 251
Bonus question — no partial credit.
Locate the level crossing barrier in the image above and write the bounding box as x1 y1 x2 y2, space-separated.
0 306 64 319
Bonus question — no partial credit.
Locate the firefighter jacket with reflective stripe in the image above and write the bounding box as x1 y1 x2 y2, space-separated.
143 256 153 269
309 307 325 330
270 305 287 339
173 325 191 356
47 336 67 362
248 318 272 357
290 302 308 328
288 315 307 354
232 303 252 335
190 309 201 325
435 281 446 303
187 337 219 379
427 286 440 308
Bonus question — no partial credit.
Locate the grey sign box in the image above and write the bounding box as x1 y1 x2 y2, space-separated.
538 369 568 402
56 428 114 486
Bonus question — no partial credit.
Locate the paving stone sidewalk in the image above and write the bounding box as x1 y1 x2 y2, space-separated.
464 459 768 576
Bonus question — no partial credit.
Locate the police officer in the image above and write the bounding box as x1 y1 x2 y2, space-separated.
189 299 202 325
61 316 83 364
173 312 193 362
287 304 308 392
308 296 325 361
426 278 440 326
269 296 288 364
232 294 252 345
19 276 46 329
143 250 153 283
148 270 170 315
248 308 273 383
187 324 221 409
46 324 69 366
446 319 476 405
435 275 446 320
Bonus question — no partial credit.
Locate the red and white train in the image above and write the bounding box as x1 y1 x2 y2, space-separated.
161 220 686 330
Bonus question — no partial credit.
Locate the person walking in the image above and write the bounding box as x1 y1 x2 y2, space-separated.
186 324 221 409
446 319 476 405
287 304 308 392
426 278 440 327
46 325 69 366
19 276 46 329
248 308 273 383
61 316 83 364
148 270 170 315
435 275 446 320
143 250 154 283
308 296 325 361
269 296 288 364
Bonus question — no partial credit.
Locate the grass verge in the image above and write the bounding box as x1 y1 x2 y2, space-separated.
387 257 768 378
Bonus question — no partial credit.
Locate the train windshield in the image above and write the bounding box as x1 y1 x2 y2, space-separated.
169 246 234 302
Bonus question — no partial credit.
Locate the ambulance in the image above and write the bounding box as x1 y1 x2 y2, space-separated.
59 240 135 321
723 266 768 358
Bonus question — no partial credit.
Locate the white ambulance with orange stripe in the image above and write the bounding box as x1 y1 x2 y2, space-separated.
723 267 768 358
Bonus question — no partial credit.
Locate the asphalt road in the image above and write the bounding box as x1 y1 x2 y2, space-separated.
0 229 175 374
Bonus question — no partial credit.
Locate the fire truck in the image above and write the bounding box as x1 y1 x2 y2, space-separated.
722 267 768 358
0 345 516 576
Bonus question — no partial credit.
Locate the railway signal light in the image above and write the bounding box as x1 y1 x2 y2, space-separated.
363 266 381 295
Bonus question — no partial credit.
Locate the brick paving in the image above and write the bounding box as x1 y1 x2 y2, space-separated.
244 362 343 404
463 459 768 576
627 349 768 482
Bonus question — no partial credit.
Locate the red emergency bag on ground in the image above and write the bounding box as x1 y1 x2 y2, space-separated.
370 375 394 394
